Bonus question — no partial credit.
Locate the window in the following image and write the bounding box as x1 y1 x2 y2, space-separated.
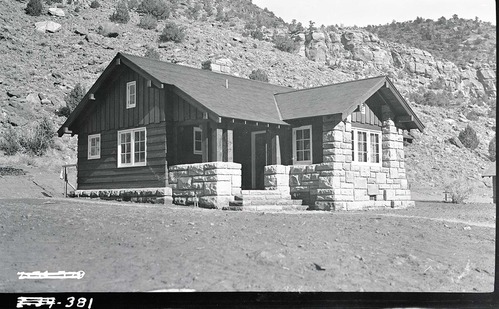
126 81 136 109
292 125 312 165
88 134 101 160
118 127 146 167
193 127 202 155
351 128 381 164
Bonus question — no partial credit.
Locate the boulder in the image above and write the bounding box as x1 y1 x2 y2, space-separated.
26 93 40 105
74 27 88 36
98 22 120 38
448 137 464 148
85 33 100 43
35 21 62 33
6 90 21 98
48 8 65 17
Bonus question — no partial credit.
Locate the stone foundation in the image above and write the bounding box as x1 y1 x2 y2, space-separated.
73 187 173 204
264 110 415 211
168 162 242 208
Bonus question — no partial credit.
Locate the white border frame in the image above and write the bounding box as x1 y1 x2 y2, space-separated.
193 127 202 155
126 81 136 109
351 127 382 166
251 130 267 189
117 127 147 168
87 133 101 160
292 125 313 165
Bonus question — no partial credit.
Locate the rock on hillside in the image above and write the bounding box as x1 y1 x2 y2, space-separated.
296 28 496 99
0 0 495 194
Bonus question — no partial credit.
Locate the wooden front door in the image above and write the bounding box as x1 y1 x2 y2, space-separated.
251 131 267 189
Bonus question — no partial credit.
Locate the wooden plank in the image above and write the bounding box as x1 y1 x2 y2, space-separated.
159 89 166 122
154 89 160 124
138 76 144 125
184 100 190 121
201 122 209 162
178 97 184 122
212 127 223 162
223 129 233 162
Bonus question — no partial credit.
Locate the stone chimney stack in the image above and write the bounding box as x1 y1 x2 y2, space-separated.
201 58 233 74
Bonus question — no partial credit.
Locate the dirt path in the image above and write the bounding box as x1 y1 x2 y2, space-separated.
1 198 495 293
340 212 495 228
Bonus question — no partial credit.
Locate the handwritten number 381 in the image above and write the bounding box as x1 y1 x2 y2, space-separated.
65 297 93 308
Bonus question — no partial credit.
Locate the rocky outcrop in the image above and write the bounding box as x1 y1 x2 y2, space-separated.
296 28 495 100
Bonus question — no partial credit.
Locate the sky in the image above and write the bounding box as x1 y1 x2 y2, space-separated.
251 0 496 27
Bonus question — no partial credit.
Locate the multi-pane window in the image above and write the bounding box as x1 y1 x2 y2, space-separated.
126 81 136 109
292 125 312 165
351 128 381 164
88 134 101 160
193 127 202 155
118 128 146 167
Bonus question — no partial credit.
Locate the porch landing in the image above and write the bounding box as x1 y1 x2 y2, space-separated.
226 190 308 211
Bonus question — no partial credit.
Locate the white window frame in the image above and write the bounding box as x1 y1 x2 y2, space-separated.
87 133 101 160
126 81 136 109
193 127 202 155
351 127 382 165
292 125 313 165
117 127 147 168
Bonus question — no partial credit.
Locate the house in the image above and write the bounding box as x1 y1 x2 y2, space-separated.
57 52 424 210
482 162 496 203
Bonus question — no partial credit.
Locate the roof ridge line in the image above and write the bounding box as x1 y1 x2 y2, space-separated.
119 52 293 91
274 75 387 96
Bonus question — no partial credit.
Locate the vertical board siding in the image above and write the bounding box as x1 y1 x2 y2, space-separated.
351 97 382 127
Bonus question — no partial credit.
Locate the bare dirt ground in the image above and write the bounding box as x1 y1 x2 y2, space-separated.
0 193 495 293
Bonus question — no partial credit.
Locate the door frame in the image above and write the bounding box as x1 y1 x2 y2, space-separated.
251 130 267 189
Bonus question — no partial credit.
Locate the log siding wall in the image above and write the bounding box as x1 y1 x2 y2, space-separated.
76 67 168 190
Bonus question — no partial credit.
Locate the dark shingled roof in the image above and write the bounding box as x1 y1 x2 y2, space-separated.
58 52 424 136
120 53 292 125
275 76 386 120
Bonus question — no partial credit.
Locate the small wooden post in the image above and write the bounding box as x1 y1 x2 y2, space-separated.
212 127 223 162
201 122 209 162
64 166 68 198
223 129 233 162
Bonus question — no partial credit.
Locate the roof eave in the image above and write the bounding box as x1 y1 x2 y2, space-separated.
384 78 425 132
57 53 130 137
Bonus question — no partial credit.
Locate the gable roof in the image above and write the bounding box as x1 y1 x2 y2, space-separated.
58 52 424 136
120 53 292 125
274 75 424 131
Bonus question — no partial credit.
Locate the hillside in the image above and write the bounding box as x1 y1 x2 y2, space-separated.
365 15 496 68
0 0 496 197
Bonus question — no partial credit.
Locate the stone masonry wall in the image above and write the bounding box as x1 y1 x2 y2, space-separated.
168 162 242 208
313 110 414 211
264 164 320 206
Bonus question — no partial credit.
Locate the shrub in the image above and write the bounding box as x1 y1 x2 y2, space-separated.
159 22 186 43
273 34 297 53
55 106 71 118
249 69 269 82
466 110 480 121
489 135 496 161
458 125 480 150
0 127 21 155
138 0 170 20
26 0 43 16
138 14 157 30
0 118 54 156
109 0 130 24
90 0 100 8
65 82 86 113
203 0 213 16
444 177 473 203
144 47 160 60
128 0 139 9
